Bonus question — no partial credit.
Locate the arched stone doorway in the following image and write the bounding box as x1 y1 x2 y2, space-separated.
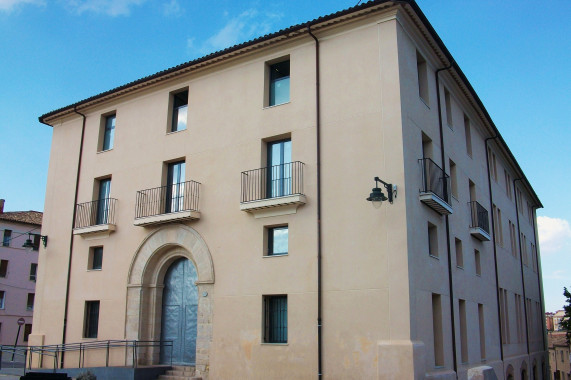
125 224 214 378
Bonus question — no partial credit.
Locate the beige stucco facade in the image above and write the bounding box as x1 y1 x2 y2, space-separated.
32 1 546 379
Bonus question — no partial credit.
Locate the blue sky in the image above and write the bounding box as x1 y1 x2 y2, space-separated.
0 0 569 311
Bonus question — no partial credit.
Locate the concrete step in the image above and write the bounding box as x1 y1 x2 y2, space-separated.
156 366 200 380
166 370 196 376
158 376 201 380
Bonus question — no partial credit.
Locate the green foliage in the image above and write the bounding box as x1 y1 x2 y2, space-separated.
561 287 571 344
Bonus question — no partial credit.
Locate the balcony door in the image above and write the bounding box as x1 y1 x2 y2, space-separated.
166 161 185 213
96 179 111 225
267 139 291 198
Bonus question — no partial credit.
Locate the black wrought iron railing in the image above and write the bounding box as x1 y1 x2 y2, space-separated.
241 161 304 203
469 201 490 234
74 198 117 228
135 180 200 219
419 158 450 204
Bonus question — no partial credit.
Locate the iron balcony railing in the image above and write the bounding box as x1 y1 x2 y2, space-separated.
241 161 304 203
135 180 200 219
75 198 117 229
419 158 451 204
469 201 490 234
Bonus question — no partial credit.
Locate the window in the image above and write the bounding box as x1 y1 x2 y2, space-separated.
29 263 37 282
459 299 468 363
509 220 517 257
31 234 40 251
493 205 503 246
432 293 444 367
504 170 513 200
514 294 523 343
499 288 510 344
455 238 463 268
516 188 524 214
267 139 292 198
96 178 111 225
478 303 486 360
488 148 497 182
268 60 290 106
2 229 11 247
101 114 115 151
23 324 32 342
521 234 528 266
89 247 103 270
531 243 537 273
0 291 5 309
475 249 481 276
170 89 188 132
428 222 438 258
416 51 429 105
84 301 100 338
0 260 8 278
444 88 453 127
527 202 534 224
469 179 476 203
449 160 458 199
263 295 287 343
267 226 288 256
421 132 433 160
464 115 472 157
26 293 34 311
166 160 186 213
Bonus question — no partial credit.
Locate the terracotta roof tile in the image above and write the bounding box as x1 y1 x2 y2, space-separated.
0 211 43 226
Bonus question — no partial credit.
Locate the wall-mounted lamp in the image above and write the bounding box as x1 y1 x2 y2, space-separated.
22 234 48 252
366 177 396 208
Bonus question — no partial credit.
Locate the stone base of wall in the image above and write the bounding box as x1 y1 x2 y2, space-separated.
467 366 498 380
378 340 426 379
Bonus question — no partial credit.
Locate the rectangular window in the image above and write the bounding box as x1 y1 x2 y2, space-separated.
488 148 497 182
89 247 103 270
475 249 481 276
101 114 115 151
170 89 188 132
267 139 292 198
268 60 290 106
455 238 463 268
521 234 528 266
23 324 32 342
493 205 503 247
432 293 444 367
166 160 186 213
478 304 486 360
263 295 287 343
531 243 537 273
29 263 37 282
421 132 433 160
469 179 476 203
26 293 35 311
2 229 11 247
428 222 438 258
267 226 288 256
31 234 40 251
504 170 513 200
0 291 5 309
96 178 112 225
84 301 100 338
509 220 517 257
516 188 524 213
464 115 472 157
445 88 453 127
0 260 8 278
499 288 510 344
459 299 468 363
416 51 429 105
449 159 458 199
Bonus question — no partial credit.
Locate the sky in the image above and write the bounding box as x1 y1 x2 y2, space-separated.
0 0 569 312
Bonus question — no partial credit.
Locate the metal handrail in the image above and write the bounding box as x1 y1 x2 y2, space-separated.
135 180 200 218
469 201 490 233
0 339 173 372
418 158 450 204
74 198 117 228
241 161 304 203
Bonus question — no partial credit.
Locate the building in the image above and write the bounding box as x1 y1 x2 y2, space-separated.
32 1 546 379
548 332 570 380
0 199 41 348
553 311 567 332
547 313 555 332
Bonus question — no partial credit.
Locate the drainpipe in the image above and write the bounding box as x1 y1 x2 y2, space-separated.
484 136 504 361
307 25 322 379
530 205 547 354
59 107 87 368
435 63 458 375
513 178 530 355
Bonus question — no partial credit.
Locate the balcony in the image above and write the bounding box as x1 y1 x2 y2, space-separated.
73 198 117 237
134 180 200 226
418 158 453 215
240 161 306 218
469 201 491 241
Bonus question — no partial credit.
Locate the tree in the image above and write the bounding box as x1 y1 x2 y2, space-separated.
561 287 571 344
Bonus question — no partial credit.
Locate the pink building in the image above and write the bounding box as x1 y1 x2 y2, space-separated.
0 199 42 347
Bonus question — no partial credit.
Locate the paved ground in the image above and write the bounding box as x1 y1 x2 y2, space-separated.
0 360 27 380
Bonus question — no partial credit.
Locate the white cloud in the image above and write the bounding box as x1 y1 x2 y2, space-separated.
0 0 44 12
64 0 145 16
538 216 571 254
190 9 283 56
163 0 181 17
545 269 568 280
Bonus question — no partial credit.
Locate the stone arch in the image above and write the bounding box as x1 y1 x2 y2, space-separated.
125 224 214 377
521 360 528 380
506 364 514 380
